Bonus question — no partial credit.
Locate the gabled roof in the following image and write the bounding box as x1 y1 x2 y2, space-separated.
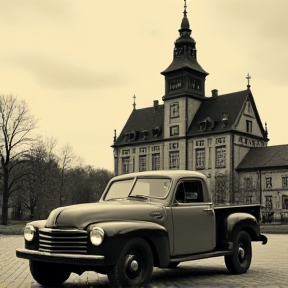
187 89 267 137
161 54 208 76
113 105 164 147
236 145 288 171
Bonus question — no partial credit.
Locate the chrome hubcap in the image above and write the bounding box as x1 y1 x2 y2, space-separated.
238 246 245 260
130 260 139 271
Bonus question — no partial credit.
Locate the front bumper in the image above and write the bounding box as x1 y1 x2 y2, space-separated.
16 248 105 266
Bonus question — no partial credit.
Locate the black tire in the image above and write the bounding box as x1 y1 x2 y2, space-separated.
167 261 180 268
224 231 252 274
30 260 70 287
107 238 153 288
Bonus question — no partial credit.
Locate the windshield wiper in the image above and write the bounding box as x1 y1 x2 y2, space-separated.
128 194 149 200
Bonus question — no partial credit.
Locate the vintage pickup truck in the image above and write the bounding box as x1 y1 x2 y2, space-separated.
16 170 267 287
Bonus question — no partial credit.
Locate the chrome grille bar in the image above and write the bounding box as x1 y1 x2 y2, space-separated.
39 228 88 254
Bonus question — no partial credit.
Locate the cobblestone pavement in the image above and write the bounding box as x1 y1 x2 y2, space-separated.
0 234 287 288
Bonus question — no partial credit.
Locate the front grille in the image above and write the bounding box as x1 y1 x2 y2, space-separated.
39 228 88 254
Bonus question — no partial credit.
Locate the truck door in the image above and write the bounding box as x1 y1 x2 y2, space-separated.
171 179 216 256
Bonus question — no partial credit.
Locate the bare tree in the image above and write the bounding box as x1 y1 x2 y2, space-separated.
57 144 75 206
0 94 37 225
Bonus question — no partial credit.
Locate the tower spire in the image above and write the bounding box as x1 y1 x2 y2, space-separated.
132 94 136 110
183 0 187 18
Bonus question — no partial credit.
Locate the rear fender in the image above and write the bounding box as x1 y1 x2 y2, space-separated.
87 221 170 267
226 213 267 244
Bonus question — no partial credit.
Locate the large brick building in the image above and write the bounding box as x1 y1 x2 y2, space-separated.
112 3 271 205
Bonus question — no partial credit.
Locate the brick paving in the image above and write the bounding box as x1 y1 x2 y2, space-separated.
0 234 287 287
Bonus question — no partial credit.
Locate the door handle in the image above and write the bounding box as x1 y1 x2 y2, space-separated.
203 207 213 213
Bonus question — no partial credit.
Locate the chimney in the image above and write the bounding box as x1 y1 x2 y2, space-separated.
211 89 218 97
153 100 159 111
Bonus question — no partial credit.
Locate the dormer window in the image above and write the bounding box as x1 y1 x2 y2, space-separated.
140 130 149 140
198 117 214 132
221 112 228 128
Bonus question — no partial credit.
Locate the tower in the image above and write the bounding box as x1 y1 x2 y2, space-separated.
161 1 209 140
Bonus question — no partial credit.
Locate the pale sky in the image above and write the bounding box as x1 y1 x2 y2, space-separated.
1 0 287 171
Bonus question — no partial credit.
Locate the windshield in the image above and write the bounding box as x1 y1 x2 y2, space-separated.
104 177 171 201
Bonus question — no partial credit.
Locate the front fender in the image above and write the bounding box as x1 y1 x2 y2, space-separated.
87 220 170 267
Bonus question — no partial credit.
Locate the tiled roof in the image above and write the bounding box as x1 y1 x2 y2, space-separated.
114 105 164 146
236 145 288 171
161 54 208 75
187 90 250 136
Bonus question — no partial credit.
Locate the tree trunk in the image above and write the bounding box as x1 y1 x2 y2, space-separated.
1 165 9 225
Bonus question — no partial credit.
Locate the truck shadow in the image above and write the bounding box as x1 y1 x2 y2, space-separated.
29 265 231 288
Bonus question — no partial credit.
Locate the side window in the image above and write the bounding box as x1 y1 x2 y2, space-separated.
174 181 204 203
184 181 203 203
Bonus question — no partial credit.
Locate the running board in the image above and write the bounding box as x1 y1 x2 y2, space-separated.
170 250 232 263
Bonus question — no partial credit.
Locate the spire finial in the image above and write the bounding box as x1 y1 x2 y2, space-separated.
132 94 136 110
246 73 251 89
265 122 268 137
183 0 187 17
113 129 117 143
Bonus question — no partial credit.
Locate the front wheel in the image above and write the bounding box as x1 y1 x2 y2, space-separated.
30 260 71 286
224 231 252 274
107 238 153 288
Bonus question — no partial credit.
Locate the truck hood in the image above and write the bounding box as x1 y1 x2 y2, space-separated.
45 200 166 229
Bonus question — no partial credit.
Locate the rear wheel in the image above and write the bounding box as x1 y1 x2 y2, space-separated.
107 238 153 288
224 231 252 274
30 260 70 286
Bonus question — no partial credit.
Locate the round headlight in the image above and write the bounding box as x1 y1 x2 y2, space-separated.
90 227 104 246
24 225 36 241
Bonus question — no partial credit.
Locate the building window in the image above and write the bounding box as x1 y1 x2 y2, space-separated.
122 157 129 174
266 177 272 189
245 100 253 115
170 125 179 136
216 137 225 145
139 147 147 154
169 151 179 169
169 78 182 90
283 196 288 209
196 149 205 170
170 102 179 118
246 120 252 133
215 146 226 168
196 140 204 147
151 145 160 152
139 155 147 172
122 149 130 156
189 77 201 91
244 177 252 190
282 176 288 188
169 142 178 150
152 153 160 170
